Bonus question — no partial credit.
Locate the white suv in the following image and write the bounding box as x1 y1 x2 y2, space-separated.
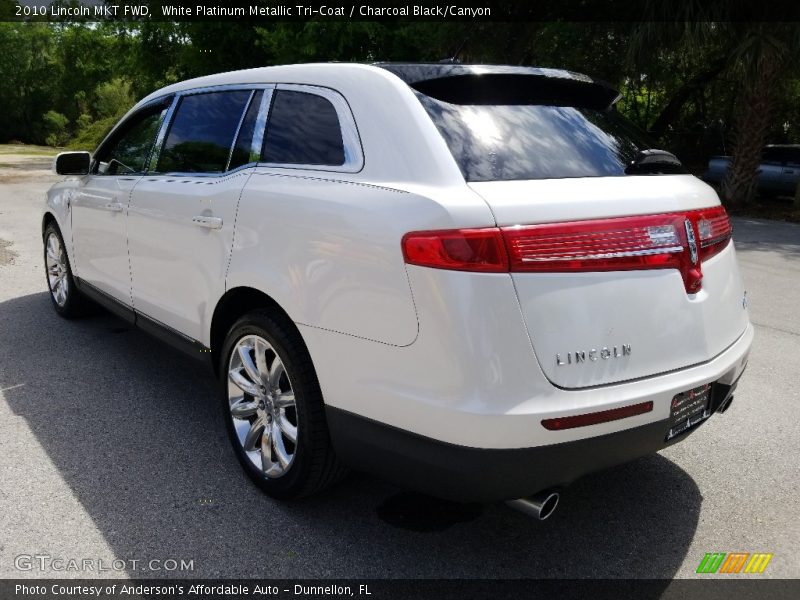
44 63 752 514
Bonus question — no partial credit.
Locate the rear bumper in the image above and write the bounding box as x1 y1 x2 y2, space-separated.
327 372 743 503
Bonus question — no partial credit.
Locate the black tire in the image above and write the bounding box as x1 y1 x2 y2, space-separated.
43 222 89 318
219 309 347 499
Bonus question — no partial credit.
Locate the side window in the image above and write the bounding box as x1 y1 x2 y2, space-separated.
95 106 166 175
228 90 264 171
157 90 252 173
262 90 345 166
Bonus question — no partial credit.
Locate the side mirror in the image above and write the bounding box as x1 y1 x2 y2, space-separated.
54 151 91 175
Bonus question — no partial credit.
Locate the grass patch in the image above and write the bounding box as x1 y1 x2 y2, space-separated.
0 144 59 156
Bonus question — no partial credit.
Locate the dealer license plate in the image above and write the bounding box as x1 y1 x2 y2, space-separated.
666 383 712 441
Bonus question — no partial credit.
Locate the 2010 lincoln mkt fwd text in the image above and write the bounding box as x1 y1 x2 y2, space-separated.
43 63 752 516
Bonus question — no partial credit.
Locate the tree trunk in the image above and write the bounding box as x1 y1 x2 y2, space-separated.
647 58 727 139
722 46 782 208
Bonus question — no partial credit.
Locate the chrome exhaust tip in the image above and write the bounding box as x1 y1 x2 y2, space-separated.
506 490 560 520
718 394 735 413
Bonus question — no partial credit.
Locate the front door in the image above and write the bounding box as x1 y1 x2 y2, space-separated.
70 101 169 304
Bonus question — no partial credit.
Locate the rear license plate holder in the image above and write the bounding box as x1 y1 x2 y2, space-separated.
666 383 712 441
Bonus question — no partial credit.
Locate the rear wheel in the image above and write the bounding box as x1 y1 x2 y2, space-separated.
220 310 346 499
43 223 88 318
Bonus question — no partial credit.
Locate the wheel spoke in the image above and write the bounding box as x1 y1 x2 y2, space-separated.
230 396 259 418
243 416 266 451
277 415 297 444
254 338 269 384
271 422 290 469
274 390 295 409
228 368 260 397
259 426 272 471
237 343 262 387
269 355 285 388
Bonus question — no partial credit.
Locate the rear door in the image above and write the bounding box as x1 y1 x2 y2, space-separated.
127 87 270 343
418 89 749 389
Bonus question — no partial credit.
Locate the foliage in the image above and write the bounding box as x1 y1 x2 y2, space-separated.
94 78 135 120
0 19 797 206
42 110 70 146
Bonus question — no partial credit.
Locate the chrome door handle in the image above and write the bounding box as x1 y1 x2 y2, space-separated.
104 202 124 212
192 216 223 230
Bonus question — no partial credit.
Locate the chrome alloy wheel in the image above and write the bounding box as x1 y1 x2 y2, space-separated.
227 335 298 478
45 232 69 306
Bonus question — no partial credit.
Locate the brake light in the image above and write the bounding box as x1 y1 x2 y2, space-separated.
693 206 732 261
402 206 731 294
401 228 508 273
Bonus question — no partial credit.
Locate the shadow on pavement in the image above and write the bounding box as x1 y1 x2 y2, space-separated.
1 292 702 580
732 217 800 260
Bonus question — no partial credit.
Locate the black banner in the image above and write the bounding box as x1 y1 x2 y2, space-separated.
2 579 800 600
5 0 800 22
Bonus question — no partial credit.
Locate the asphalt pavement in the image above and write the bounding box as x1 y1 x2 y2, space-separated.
1 156 798 580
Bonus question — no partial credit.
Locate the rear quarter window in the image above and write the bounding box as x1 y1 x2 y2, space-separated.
262 90 345 166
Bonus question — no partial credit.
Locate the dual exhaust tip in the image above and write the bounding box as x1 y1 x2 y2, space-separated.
506 490 560 520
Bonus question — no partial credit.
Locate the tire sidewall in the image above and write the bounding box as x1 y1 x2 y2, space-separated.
219 314 316 499
43 224 79 317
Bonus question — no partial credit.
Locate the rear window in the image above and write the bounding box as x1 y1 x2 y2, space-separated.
417 92 685 182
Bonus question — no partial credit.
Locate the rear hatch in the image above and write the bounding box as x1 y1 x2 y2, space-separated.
407 65 749 389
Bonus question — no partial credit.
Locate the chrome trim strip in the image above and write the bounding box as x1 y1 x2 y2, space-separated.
148 95 180 172
258 83 364 174
519 246 685 262
250 88 273 164
175 83 275 96
226 90 256 172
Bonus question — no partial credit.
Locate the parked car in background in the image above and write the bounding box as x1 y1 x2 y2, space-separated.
43 63 752 517
703 144 800 198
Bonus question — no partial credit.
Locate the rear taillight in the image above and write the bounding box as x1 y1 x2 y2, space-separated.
693 206 732 261
401 228 508 273
501 214 686 273
402 206 731 294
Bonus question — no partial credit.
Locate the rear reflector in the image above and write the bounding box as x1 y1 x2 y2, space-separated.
541 401 654 431
402 206 731 293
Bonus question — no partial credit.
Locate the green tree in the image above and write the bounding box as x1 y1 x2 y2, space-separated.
630 5 800 206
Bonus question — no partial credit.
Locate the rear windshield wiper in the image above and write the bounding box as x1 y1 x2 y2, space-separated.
625 149 686 175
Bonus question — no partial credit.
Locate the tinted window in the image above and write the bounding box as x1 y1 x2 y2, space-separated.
158 90 251 173
763 147 800 165
418 93 685 181
98 107 165 175
228 90 263 171
762 148 784 164
262 90 345 166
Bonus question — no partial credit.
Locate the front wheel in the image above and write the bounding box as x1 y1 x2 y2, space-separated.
220 310 346 499
43 223 88 318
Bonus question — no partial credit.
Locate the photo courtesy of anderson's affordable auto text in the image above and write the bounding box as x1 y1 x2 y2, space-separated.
1 1 799 599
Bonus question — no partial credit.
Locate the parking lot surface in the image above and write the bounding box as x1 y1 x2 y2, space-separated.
1 154 798 579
